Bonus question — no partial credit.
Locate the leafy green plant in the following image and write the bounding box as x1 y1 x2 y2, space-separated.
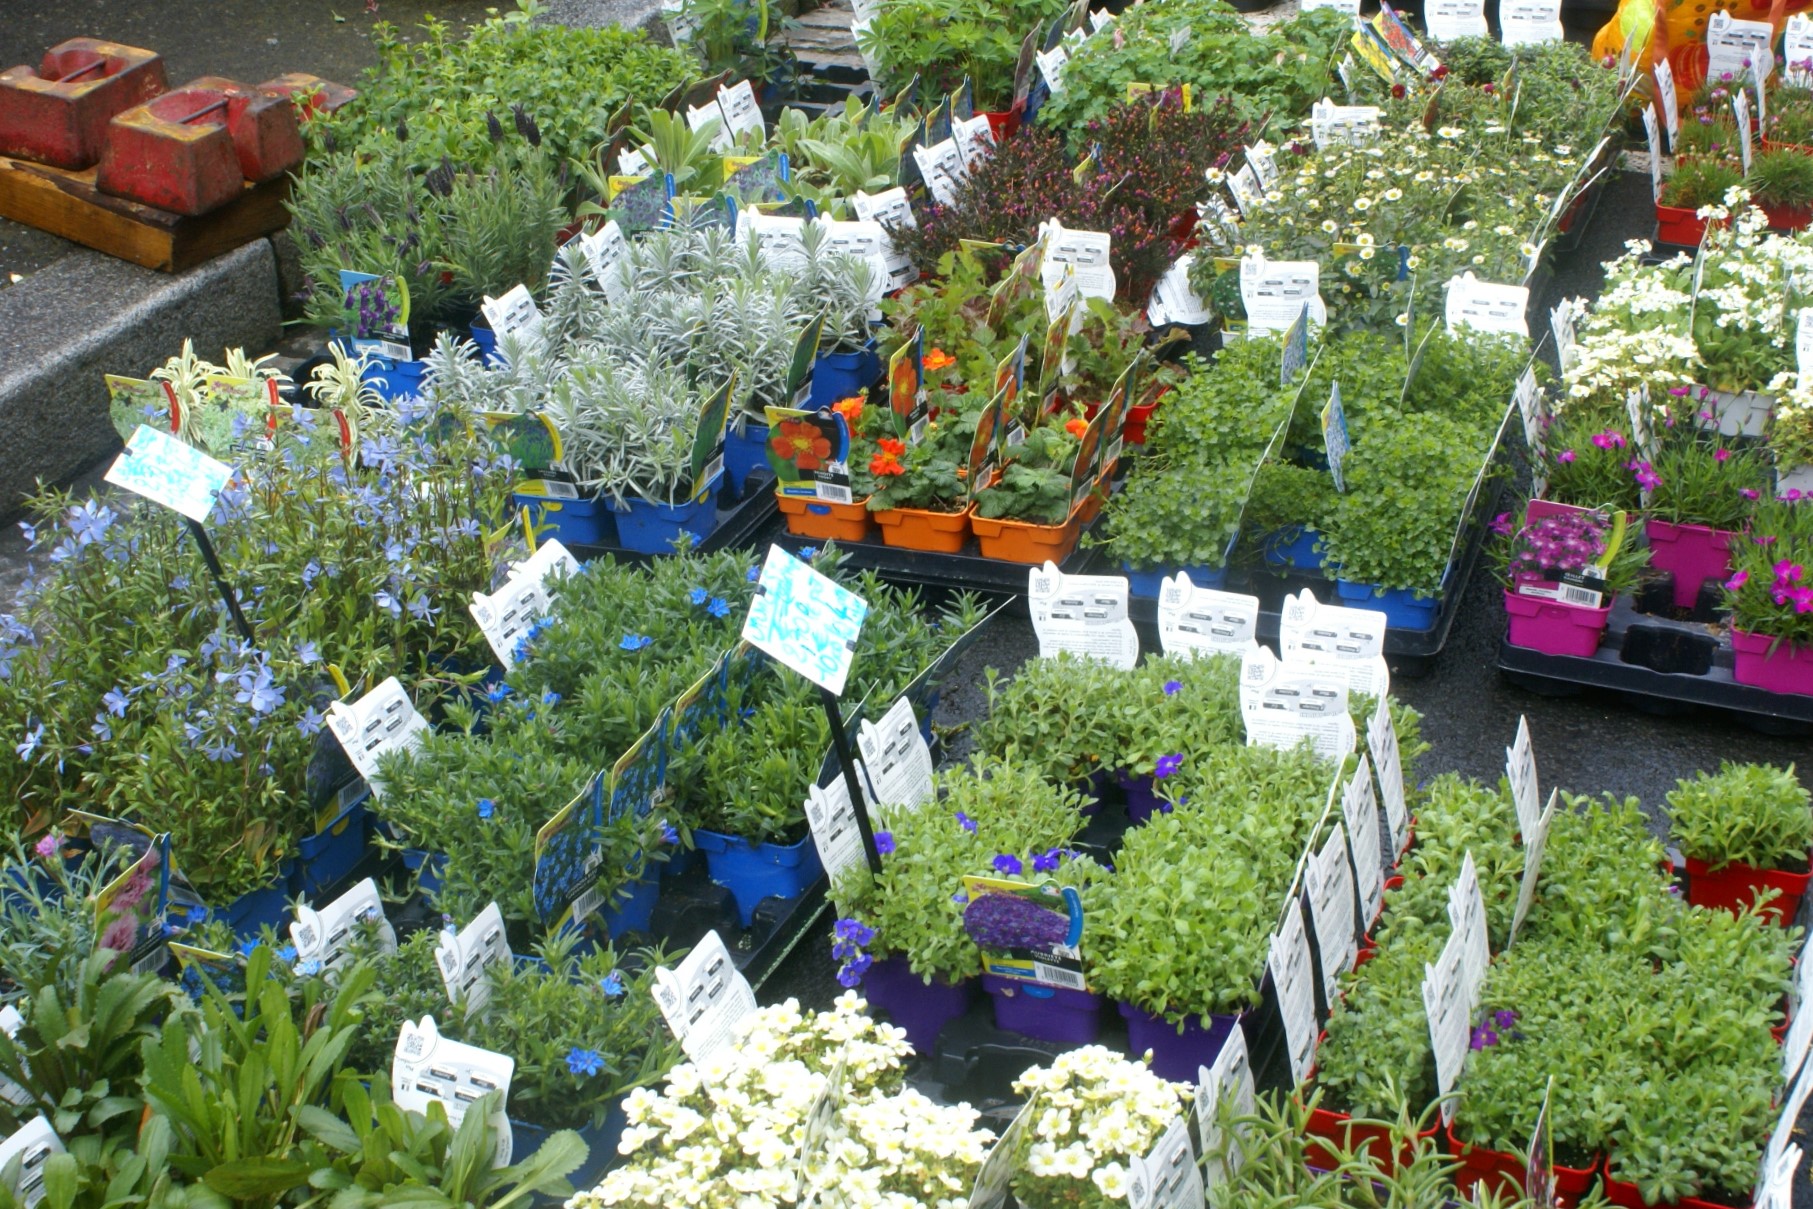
1725 497 1813 649
676 0 792 86
1642 421 1770 531
1745 146 1813 209
856 0 1068 110
1666 762 1813 873
972 423 1081 524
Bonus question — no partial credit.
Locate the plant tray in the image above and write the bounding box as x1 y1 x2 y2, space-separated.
753 509 1107 594
1495 588 1813 732
563 470 779 564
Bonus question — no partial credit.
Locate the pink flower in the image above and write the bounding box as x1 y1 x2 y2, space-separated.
1591 431 1627 450
1726 570 1750 590
1556 449 1577 464
98 915 137 956
1714 449 1730 462
1741 488 1761 500
1668 385 1690 397
33 832 59 859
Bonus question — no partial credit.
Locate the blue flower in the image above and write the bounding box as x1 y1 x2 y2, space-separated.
299 959 322 976
836 953 872 988
374 589 402 619
1163 679 1182 696
619 634 653 651
102 687 130 717
798 546 818 560
296 707 326 738
874 831 895 855
277 944 297 964
746 566 761 583
688 587 708 605
407 594 438 622
566 1047 605 1077
295 641 320 666
301 560 322 588
706 596 731 619
1031 849 1060 873
203 738 241 763
66 500 118 547
955 811 977 834
542 691 561 707
17 724 44 762
16 521 35 547
992 854 1023 876
485 682 512 704
599 972 625 998
833 918 875 946
91 714 113 741
1154 753 1184 780
477 798 496 819
661 822 679 845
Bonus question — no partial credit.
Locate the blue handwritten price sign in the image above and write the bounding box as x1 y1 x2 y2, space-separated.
740 545 868 696
104 424 233 522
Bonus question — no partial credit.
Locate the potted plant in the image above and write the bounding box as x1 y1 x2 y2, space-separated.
1642 418 1770 609
800 222 885 407
1667 761 1813 923
1746 146 1813 231
970 422 1092 564
1007 1046 1193 1208
972 654 1131 796
1723 496 1813 695
1500 502 1649 658
1656 157 1744 245
1247 463 1338 571
861 390 979 553
1771 376 1813 494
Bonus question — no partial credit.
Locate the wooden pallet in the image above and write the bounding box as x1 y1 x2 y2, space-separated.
0 153 291 273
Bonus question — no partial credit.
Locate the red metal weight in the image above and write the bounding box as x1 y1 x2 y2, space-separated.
0 38 167 169
257 73 358 118
97 77 304 215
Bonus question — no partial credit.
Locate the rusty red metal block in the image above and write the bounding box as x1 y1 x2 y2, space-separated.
258 73 357 118
0 38 167 169
97 77 304 215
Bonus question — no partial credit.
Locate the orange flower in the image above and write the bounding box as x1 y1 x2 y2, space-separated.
923 347 956 373
878 437 906 457
1065 418 1089 438
868 453 906 477
832 395 865 428
771 419 832 472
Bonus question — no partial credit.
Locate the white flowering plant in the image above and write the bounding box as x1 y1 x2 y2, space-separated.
571 993 995 1209
1009 1046 1192 1208
1770 374 1813 469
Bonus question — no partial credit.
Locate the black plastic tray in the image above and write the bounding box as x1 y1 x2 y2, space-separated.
564 471 780 564
1495 587 1813 733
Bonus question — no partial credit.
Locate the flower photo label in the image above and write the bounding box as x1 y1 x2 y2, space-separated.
1342 757 1386 927
1267 900 1319 1084
326 676 429 798
1156 575 1260 657
1028 563 1140 669
1197 1028 1255 1189
291 876 396 981
1789 14 1813 87
469 537 578 670
392 1017 515 1168
104 424 234 524
435 901 510 1016
651 930 758 1060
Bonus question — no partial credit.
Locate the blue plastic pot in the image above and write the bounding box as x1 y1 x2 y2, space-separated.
402 849 448 898
362 358 427 401
211 861 299 939
723 422 772 497
609 477 722 555
298 800 369 899
1262 525 1324 570
511 1099 628 1187
693 829 824 928
600 866 661 939
1335 579 1441 632
512 488 608 546
1121 562 1227 599
806 342 883 409
469 316 501 365
1119 1000 1242 1082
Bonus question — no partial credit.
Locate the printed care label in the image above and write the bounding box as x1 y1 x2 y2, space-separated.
1239 646 1356 761
1505 715 1542 838
742 544 870 696
1268 901 1320 1084
469 538 578 669
1508 789 1558 946
1309 98 1382 149
0 1117 62 1209
291 876 396 980
1156 575 1261 657
1424 0 1487 42
857 697 935 811
1029 563 1140 669
1305 822 1359 1002
1500 0 1563 46
1342 757 1387 926
1446 853 1490 1005
480 284 544 346
1706 11 1773 86
1128 1114 1203 1209
1040 220 1116 302
1654 57 1680 150
435 902 510 1016
1445 274 1529 337
652 930 758 1060
392 1018 514 1167
968 1095 1037 1209
1197 1029 1256 1190
105 425 234 523
851 188 920 291
1423 930 1471 1123
1240 257 1326 332
805 772 868 882
1278 589 1389 698
913 138 970 207
579 220 632 305
326 676 429 798
1368 698 1410 857
1147 254 1213 326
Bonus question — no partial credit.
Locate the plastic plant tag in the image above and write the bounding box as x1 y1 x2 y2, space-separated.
392 1017 514 1168
1128 1114 1203 1209
961 874 1087 990
0 1006 23 1108
480 284 543 345
530 773 607 928
1277 589 1390 698
326 676 428 798
92 827 171 977
469 538 578 669
1654 57 1680 149
852 184 916 227
1267 900 1319 1084
1445 273 1529 337
913 138 970 206
1705 11 1773 86
580 220 632 305
1757 1143 1802 1209
0 1117 62 1209
1302 0 1361 14
1309 98 1381 149
1798 309 1813 379
1368 698 1410 857
954 113 996 167
1525 1078 1556 1209
805 774 868 883
1423 930 1469 1124
105 425 233 523
1784 939 1813 1084
435 902 510 1017
739 210 809 273
651 930 758 1060
857 697 934 810
1735 90 1754 174
1321 382 1350 492
1154 576 1261 657
718 79 764 139
1767 1052 1813 1185
1500 0 1562 45
1240 257 1325 332
1790 15 1813 87
291 876 396 979
1342 757 1386 926
1508 789 1558 947
1424 0 1486 41
968 1093 1038 1209
742 544 869 696
1239 646 1355 761
1197 1029 1255 1192
1446 854 1489 1009
1226 162 1263 217
1505 715 1541 838
1039 220 1116 302
1147 254 1212 326
794 1051 847 1201
1028 563 1139 669
1035 43 1070 92
1305 823 1359 1002
686 99 734 152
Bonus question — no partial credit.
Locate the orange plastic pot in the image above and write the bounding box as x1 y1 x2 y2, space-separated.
1656 202 1710 247
777 492 873 542
971 505 1083 564
872 503 971 552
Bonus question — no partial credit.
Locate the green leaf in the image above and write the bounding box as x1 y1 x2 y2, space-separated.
202 1157 317 1198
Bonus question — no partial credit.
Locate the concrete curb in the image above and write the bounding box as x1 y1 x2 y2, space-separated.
0 237 281 514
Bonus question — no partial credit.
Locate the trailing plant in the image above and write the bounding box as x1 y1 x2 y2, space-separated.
1666 761 1813 873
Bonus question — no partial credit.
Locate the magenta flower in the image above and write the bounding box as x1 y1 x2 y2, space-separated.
1727 570 1750 590
33 832 58 859
1668 385 1690 397
1556 449 1577 464
1591 431 1627 450
1741 488 1761 500
1714 448 1731 463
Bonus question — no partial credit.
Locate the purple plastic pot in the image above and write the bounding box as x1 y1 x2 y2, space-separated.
1645 519 1735 610
860 955 975 1054
982 973 1102 1043
1118 1000 1241 1082
1118 771 1165 824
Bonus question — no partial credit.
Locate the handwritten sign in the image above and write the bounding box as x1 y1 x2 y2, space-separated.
105 424 233 522
742 544 869 696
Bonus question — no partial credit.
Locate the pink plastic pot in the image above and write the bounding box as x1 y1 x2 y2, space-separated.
1730 628 1813 697
1645 519 1735 610
1504 589 1613 658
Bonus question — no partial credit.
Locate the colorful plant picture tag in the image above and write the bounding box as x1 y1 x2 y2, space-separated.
1423 929 1470 1123
857 697 935 811
0 1116 63 1209
1705 11 1772 86
805 774 868 882
1342 757 1386 927
1500 0 1562 46
1505 715 1542 838
104 424 233 523
889 334 928 443
93 832 170 977
1239 645 1355 760
1241 258 1325 333
1508 788 1558 946
968 386 1006 499
1424 0 1486 42
480 284 543 345
1028 563 1140 669
326 676 429 798
530 774 605 927
1446 853 1490 1006
392 1017 515 1167
469 538 578 670
1445 273 1529 337
1198 1029 1255 1190
764 404 851 502
1321 381 1350 492
651 930 759 1060
1278 589 1390 698
1147 254 1212 326
1156 575 1260 656
960 874 1088 990
291 876 395 981
1309 98 1381 149
743 545 869 696
607 713 669 824
1267 900 1319 1084
968 1094 1038 1209
1368 699 1411 857
1305 822 1359 1003
1128 1113 1203 1209
913 138 970 206
434 901 509 1017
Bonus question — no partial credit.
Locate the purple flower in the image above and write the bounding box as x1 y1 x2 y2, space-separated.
993 853 1024 876
834 917 875 946
874 831 895 855
963 891 1070 949
836 953 873 987
1591 431 1627 450
955 811 977 833
34 832 59 859
1494 1008 1518 1029
1162 679 1182 696
1489 512 1513 537
1469 1025 1499 1050
1727 570 1750 590
1032 849 1060 873
1556 449 1576 464
1740 488 1761 500
1154 753 1184 779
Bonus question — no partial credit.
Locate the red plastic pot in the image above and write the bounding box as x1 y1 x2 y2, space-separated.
1447 1122 1601 1206
1304 1106 1437 1173
1644 519 1735 610
1602 1170 1748 1209
1655 202 1710 246
983 107 1022 143
1762 201 1813 231
1504 588 1614 658
1730 629 1813 698
1684 854 1812 924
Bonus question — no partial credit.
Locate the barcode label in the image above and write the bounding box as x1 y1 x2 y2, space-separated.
570 884 603 922
816 484 853 504
1031 963 1087 991
1560 585 1602 608
131 946 168 977
541 480 579 500
701 453 725 490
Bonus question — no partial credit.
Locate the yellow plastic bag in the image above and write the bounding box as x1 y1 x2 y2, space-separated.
1594 0 1802 82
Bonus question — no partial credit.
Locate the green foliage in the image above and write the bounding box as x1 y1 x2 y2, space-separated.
971 424 1082 524
1659 155 1745 211
857 0 1069 111
1746 147 1813 209
676 0 791 86
1667 762 1813 873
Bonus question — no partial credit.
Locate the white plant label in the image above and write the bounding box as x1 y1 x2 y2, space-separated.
1342 757 1386 927
392 1017 514 1167
1306 822 1359 1002
1706 11 1773 86
1445 273 1529 337
1044 265 1081 326
1309 98 1381 149
1268 901 1320 1084
1500 0 1563 45
686 100 734 152
1156 574 1261 657
1447 853 1490 1009
1735 90 1755 174
968 1095 1037 1209
1301 0 1361 14
1654 57 1680 150
818 218 894 309
291 876 395 979
105 425 235 524
742 544 870 696
1508 789 1559 946
1240 645 1355 762
913 138 970 207
856 697 935 811
469 538 578 669
579 220 631 306
0 1117 62 1209
1423 933 1469 1123
1028 563 1140 669
651 930 758 1060
1789 14 1813 86
480 284 543 345
1515 365 1547 490
850 188 920 291
1197 1030 1255 1193
1782 936 1813 1084
954 113 997 168
326 676 429 798
1425 0 1487 41
1128 1114 1203 1209
1768 1053 1813 1179
1039 220 1116 302
1505 716 1542 838
1245 142 1280 191
1277 589 1390 699
739 210 809 274
805 773 868 883
718 79 765 140
435 902 510 1016
1798 310 1813 380
1148 254 1212 326
1227 163 1264 217
1369 699 1410 858
1240 257 1326 332
1035 44 1070 92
